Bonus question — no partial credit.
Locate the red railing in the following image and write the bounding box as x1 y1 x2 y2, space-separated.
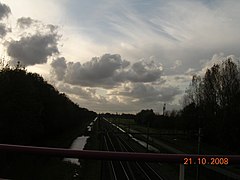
0 144 239 164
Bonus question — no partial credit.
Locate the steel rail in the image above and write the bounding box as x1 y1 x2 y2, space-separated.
104 119 136 180
117 135 152 180
103 136 117 180
117 134 164 180
116 139 136 180
106 133 130 180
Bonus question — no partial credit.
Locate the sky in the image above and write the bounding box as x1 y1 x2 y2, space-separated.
1 0 240 114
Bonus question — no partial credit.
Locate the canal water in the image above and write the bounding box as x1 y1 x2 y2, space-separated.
63 117 97 165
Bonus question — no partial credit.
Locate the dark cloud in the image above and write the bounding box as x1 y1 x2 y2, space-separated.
0 2 11 20
51 57 67 80
4 14 61 66
7 32 59 66
0 23 9 37
77 54 125 79
47 24 58 33
17 17 37 29
56 83 96 100
55 83 109 109
110 83 182 103
0 2 11 38
17 17 58 34
116 83 160 99
116 60 162 83
159 86 182 102
51 54 162 88
53 54 130 87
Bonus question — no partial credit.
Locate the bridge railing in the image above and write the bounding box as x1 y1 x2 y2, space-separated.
0 144 239 163
1 144 240 180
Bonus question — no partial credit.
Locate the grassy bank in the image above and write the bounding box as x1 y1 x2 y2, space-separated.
0 118 95 180
81 119 102 180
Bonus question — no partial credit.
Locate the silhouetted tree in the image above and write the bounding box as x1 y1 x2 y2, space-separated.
0 65 96 145
182 58 240 151
135 109 155 126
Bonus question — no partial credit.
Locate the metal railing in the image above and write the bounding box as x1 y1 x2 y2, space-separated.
1 144 240 180
1 144 239 162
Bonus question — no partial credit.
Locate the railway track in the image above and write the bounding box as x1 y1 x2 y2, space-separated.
101 118 165 180
117 134 164 180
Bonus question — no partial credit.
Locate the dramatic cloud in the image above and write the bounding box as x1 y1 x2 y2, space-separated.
60 0 240 76
63 54 128 87
159 86 182 102
0 23 9 37
3 0 240 113
56 83 97 101
17 17 37 28
0 2 11 20
17 17 58 33
0 12 61 66
109 82 182 103
51 57 67 81
7 33 59 66
50 54 172 112
116 60 163 83
0 2 11 38
51 54 163 88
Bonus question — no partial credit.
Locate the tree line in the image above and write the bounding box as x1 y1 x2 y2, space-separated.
0 63 96 146
181 58 240 151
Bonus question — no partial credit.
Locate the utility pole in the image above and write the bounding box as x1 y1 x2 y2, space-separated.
127 119 130 140
179 164 185 180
